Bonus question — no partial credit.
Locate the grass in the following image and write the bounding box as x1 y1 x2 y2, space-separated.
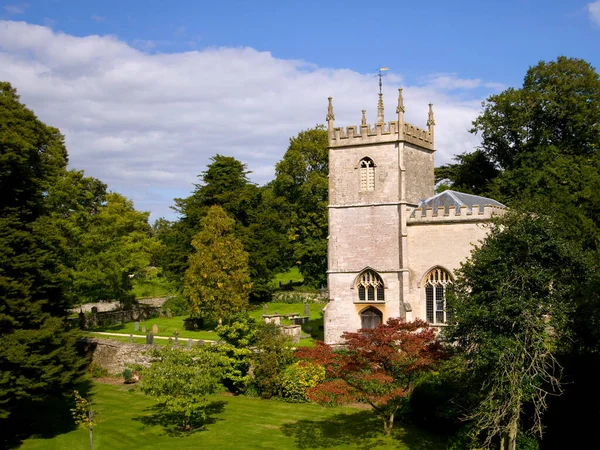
131 276 175 299
270 267 303 288
19 382 446 450
86 302 325 345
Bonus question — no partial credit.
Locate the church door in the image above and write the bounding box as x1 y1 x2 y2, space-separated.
360 307 383 329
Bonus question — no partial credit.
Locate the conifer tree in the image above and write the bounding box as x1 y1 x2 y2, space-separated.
184 205 251 323
0 82 85 433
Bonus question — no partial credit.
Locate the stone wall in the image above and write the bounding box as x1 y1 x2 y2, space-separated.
83 306 161 329
80 337 154 375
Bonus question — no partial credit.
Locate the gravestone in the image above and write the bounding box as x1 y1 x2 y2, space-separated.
263 304 268 314
174 335 179 345
134 321 139 331
168 337 173 345
303 303 310 317
152 324 158 334
187 339 192 349
129 334 133 343
146 332 154 345
142 326 147 333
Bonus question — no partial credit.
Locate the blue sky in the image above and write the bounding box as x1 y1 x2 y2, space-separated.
1 0 599 219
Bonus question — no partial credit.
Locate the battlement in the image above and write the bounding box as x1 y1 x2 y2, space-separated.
329 120 434 149
407 204 507 224
326 91 435 151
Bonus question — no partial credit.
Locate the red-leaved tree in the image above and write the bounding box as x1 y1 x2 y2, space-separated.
297 319 445 435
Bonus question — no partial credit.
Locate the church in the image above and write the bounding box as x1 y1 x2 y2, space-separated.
324 88 506 345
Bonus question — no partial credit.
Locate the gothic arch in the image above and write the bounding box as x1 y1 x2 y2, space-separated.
418 265 454 287
356 156 376 192
421 266 453 324
359 306 383 330
354 269 385 302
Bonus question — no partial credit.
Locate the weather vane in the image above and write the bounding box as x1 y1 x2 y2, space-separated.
378 67 388 94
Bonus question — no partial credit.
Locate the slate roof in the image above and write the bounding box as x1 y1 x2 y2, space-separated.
410 190 506 217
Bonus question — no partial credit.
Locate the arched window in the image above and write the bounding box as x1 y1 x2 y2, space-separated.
360 307 383 330
359 157 375 192
424 268 453 324
356 270 384 302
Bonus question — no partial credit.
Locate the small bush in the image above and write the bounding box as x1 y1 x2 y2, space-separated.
123 368 133 383
279 361 325 402
89 363 108 378
162 295 187 317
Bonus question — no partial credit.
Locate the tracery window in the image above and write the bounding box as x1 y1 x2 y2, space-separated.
359 157 375 192
424 267 453 324
360 307 383 330
357 270 384 302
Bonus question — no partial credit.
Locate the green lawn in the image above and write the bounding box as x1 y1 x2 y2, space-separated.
131 276 175 299
87 302 324 344
270 267 304 288
19 382 445 449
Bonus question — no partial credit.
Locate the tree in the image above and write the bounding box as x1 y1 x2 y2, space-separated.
434 150 499 195
0 82 85 433
71 390 98 450
446 57 600 251
298 319 445 435
215 314 258 393
141 346 230 432
184 205 251 323
273 126 329 286
68 192 162 304
446 212 588 450
250 322 295 399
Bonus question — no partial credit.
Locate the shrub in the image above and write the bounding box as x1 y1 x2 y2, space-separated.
88 363 108 378
279 361 325 402
250 323 295 399
215 315 258 393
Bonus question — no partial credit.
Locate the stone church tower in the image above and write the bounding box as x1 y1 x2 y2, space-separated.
324 90 505 345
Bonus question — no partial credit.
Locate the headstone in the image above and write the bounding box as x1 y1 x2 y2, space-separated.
175 335 179 345
129 334 133 343
142 326 147 333
134 321 139 331
187 339 192 349
263 304 268 314
152 324 158 334
146 332 154 345
168 337 173 345
303 303 310 317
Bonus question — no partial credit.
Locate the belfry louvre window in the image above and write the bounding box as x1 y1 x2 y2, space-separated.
359 158 375 191
424 268 453 324
357 270 384 302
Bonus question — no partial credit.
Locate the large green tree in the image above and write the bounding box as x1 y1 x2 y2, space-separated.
273 125 329 287
0 82 85 432
447 212 589 450
159 155 291 299
441 57 600 251
184 205 251 323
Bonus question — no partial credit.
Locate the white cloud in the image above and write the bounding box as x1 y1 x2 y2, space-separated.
3 4 27 15
588 1 600 26
0 20 500 220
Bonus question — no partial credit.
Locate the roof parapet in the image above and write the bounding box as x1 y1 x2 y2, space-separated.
407 204 507 224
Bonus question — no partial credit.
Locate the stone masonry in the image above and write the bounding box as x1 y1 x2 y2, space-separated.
324 90 505 345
